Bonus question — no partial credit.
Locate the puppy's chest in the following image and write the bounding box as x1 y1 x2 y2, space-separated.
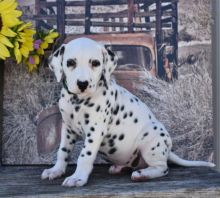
59 97 85 131
59 94 106 135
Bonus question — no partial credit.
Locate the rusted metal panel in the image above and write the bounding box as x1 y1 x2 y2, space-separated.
37 106 62 155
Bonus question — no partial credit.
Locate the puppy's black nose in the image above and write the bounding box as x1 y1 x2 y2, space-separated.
77 80 89 92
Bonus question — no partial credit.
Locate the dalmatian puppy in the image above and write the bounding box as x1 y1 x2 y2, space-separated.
41 38 215 187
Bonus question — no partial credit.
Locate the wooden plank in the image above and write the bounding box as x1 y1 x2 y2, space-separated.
65 0 127 6
141 0 155 8
0 60 4 163
0 166 220 197
65 21 171 29
66 11 159 19
90 21 154 28
65 11 173 20
91 0 128 6
65 30 152 36
38 1 57 7
161 17 172 23
213 0 220 171
162 0 178 3
65 21 85 26
161 3 173 12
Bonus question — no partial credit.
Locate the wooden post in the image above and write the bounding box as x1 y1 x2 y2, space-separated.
57 0 65 36
103 18 109 32
111 18 116 32
143 2 151 31
213 0 220 172
35 0 41 29
119 17 124 32
85 0 91 34
128 0 134 32
0 60 4 165
156 0 163 78
172 1 178 67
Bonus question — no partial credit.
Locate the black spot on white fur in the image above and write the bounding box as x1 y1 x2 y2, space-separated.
118 134 124 141
115 90 118 100
113 105 119 115
108 148 116 154
160 133 165 137
116 119 120 125
75 106 80 112
88 139 93 143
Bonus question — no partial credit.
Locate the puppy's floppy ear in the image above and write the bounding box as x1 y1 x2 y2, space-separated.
48 44 66 82
102 46 118 81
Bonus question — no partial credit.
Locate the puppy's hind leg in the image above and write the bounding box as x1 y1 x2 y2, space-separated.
131 135 170 181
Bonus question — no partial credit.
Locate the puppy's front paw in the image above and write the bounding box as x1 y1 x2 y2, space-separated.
41 167 65 180
62 175 88 187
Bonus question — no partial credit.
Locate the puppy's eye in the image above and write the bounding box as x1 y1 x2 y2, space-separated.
91 60 100 67
67 59 77 68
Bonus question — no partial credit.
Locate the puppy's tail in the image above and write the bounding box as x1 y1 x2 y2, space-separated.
168 152 215 167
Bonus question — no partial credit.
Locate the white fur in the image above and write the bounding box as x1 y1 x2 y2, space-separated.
42 38 215 187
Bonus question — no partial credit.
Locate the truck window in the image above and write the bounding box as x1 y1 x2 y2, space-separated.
106 45 152 71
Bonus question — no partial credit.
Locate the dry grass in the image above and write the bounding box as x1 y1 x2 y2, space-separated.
133 47 213 161
178 0 212 41
2 62 61 164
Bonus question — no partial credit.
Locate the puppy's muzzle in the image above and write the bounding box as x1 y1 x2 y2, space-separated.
77 80 89 92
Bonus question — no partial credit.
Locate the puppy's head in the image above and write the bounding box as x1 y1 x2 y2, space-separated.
48 37 117 96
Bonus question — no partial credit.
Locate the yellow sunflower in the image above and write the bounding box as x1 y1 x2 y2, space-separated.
0 0 22 60
13 22 36 63
37 30 59 55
